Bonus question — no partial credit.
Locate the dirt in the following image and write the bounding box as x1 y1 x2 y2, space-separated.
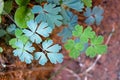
0 0 120 80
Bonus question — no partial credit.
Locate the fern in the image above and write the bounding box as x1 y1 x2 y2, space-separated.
35 39 64 65
84 6 104 25
32 4 63 29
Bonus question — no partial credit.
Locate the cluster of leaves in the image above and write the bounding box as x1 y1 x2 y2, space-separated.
65 25 107 58
9 20 63 65
0 0 107 65
84 6 104 25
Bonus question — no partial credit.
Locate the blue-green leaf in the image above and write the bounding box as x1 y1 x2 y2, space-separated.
6 24 16 35
47 53 63 64
58 10 78 42
84 6 104 25
23 20 52 44
32 4 63 29
62 0 84 12
13 40 35 64
34 52 48 65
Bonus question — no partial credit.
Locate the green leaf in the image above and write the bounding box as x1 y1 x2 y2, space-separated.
0 47 3 53
64 39 75 50
0 16 1 23
95 45 107 54
86 46 96 58
15 6 34 28
82 0 92 7
3 0 13 14
15 29 23 37
15 29 29 44
65 24 107 58
0 0 4 14
75 43 84 50
72 25 83 37
69 49 79 59
64 39 85 59
91 36 104 45
86 36 107 57
15 0 30 6
72 25 95 43
9 38 17 48
80 26 95 42
9 29 29 48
